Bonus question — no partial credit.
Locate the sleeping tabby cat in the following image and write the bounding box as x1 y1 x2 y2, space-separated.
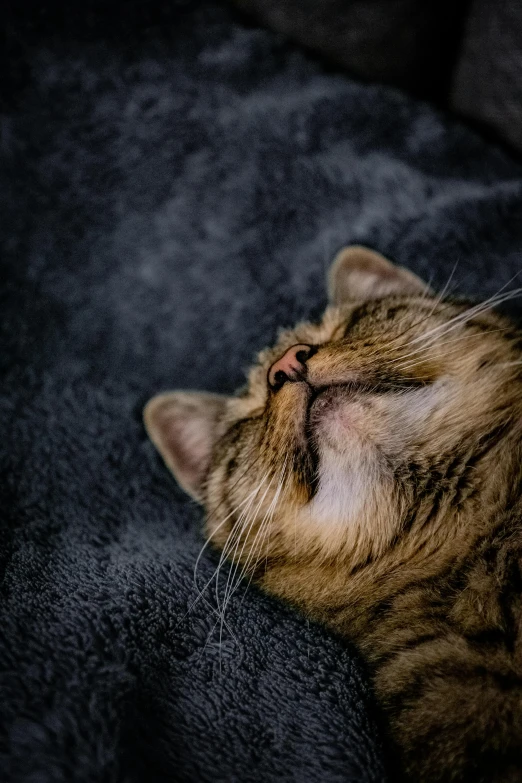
144 246 522 782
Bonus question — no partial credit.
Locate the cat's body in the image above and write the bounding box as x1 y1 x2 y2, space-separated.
145 247 522 782
261 480 522 782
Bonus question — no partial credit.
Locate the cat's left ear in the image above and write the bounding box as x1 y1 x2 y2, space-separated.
144 391 229 503
328 245 429 305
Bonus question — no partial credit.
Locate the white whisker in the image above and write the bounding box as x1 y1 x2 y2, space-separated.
214 474 270 609
234 460 288 609
217 458 289 661
180 471 269 635
392 329 508 374
402 286 522 353
211 474 274 669
496 360 522 368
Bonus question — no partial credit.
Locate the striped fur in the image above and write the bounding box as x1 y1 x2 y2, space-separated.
145 247 522 782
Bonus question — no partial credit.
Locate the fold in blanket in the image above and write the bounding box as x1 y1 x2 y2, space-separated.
1 1 522 781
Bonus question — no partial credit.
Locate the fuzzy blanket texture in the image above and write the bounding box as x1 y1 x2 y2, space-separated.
2 1 522 781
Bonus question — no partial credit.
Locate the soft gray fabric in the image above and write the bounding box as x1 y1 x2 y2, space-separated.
451 0 522 153
231 0 467 99
2 1 522 781
231 0 522 155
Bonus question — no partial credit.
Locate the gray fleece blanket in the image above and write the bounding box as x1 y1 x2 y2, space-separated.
2 1 522 781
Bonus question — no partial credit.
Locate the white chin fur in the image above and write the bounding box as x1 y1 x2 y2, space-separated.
311 445 371 525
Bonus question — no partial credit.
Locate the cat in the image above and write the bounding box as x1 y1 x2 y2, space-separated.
144 246 522 783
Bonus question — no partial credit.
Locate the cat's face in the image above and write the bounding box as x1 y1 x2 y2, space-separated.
145 247 521 576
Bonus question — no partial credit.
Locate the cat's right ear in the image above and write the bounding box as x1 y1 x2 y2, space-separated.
328 245 429 305
143 391 229 503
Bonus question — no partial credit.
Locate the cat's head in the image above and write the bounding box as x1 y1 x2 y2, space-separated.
145 247 522 578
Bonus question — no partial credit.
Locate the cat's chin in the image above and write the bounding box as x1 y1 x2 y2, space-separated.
308 386 363 450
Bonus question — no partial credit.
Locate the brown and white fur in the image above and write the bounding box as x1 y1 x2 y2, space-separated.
145 246 522 782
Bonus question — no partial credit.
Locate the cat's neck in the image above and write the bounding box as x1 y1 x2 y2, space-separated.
259 420 522 649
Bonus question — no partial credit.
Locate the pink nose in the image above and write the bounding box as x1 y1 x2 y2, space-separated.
268 344 314 389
